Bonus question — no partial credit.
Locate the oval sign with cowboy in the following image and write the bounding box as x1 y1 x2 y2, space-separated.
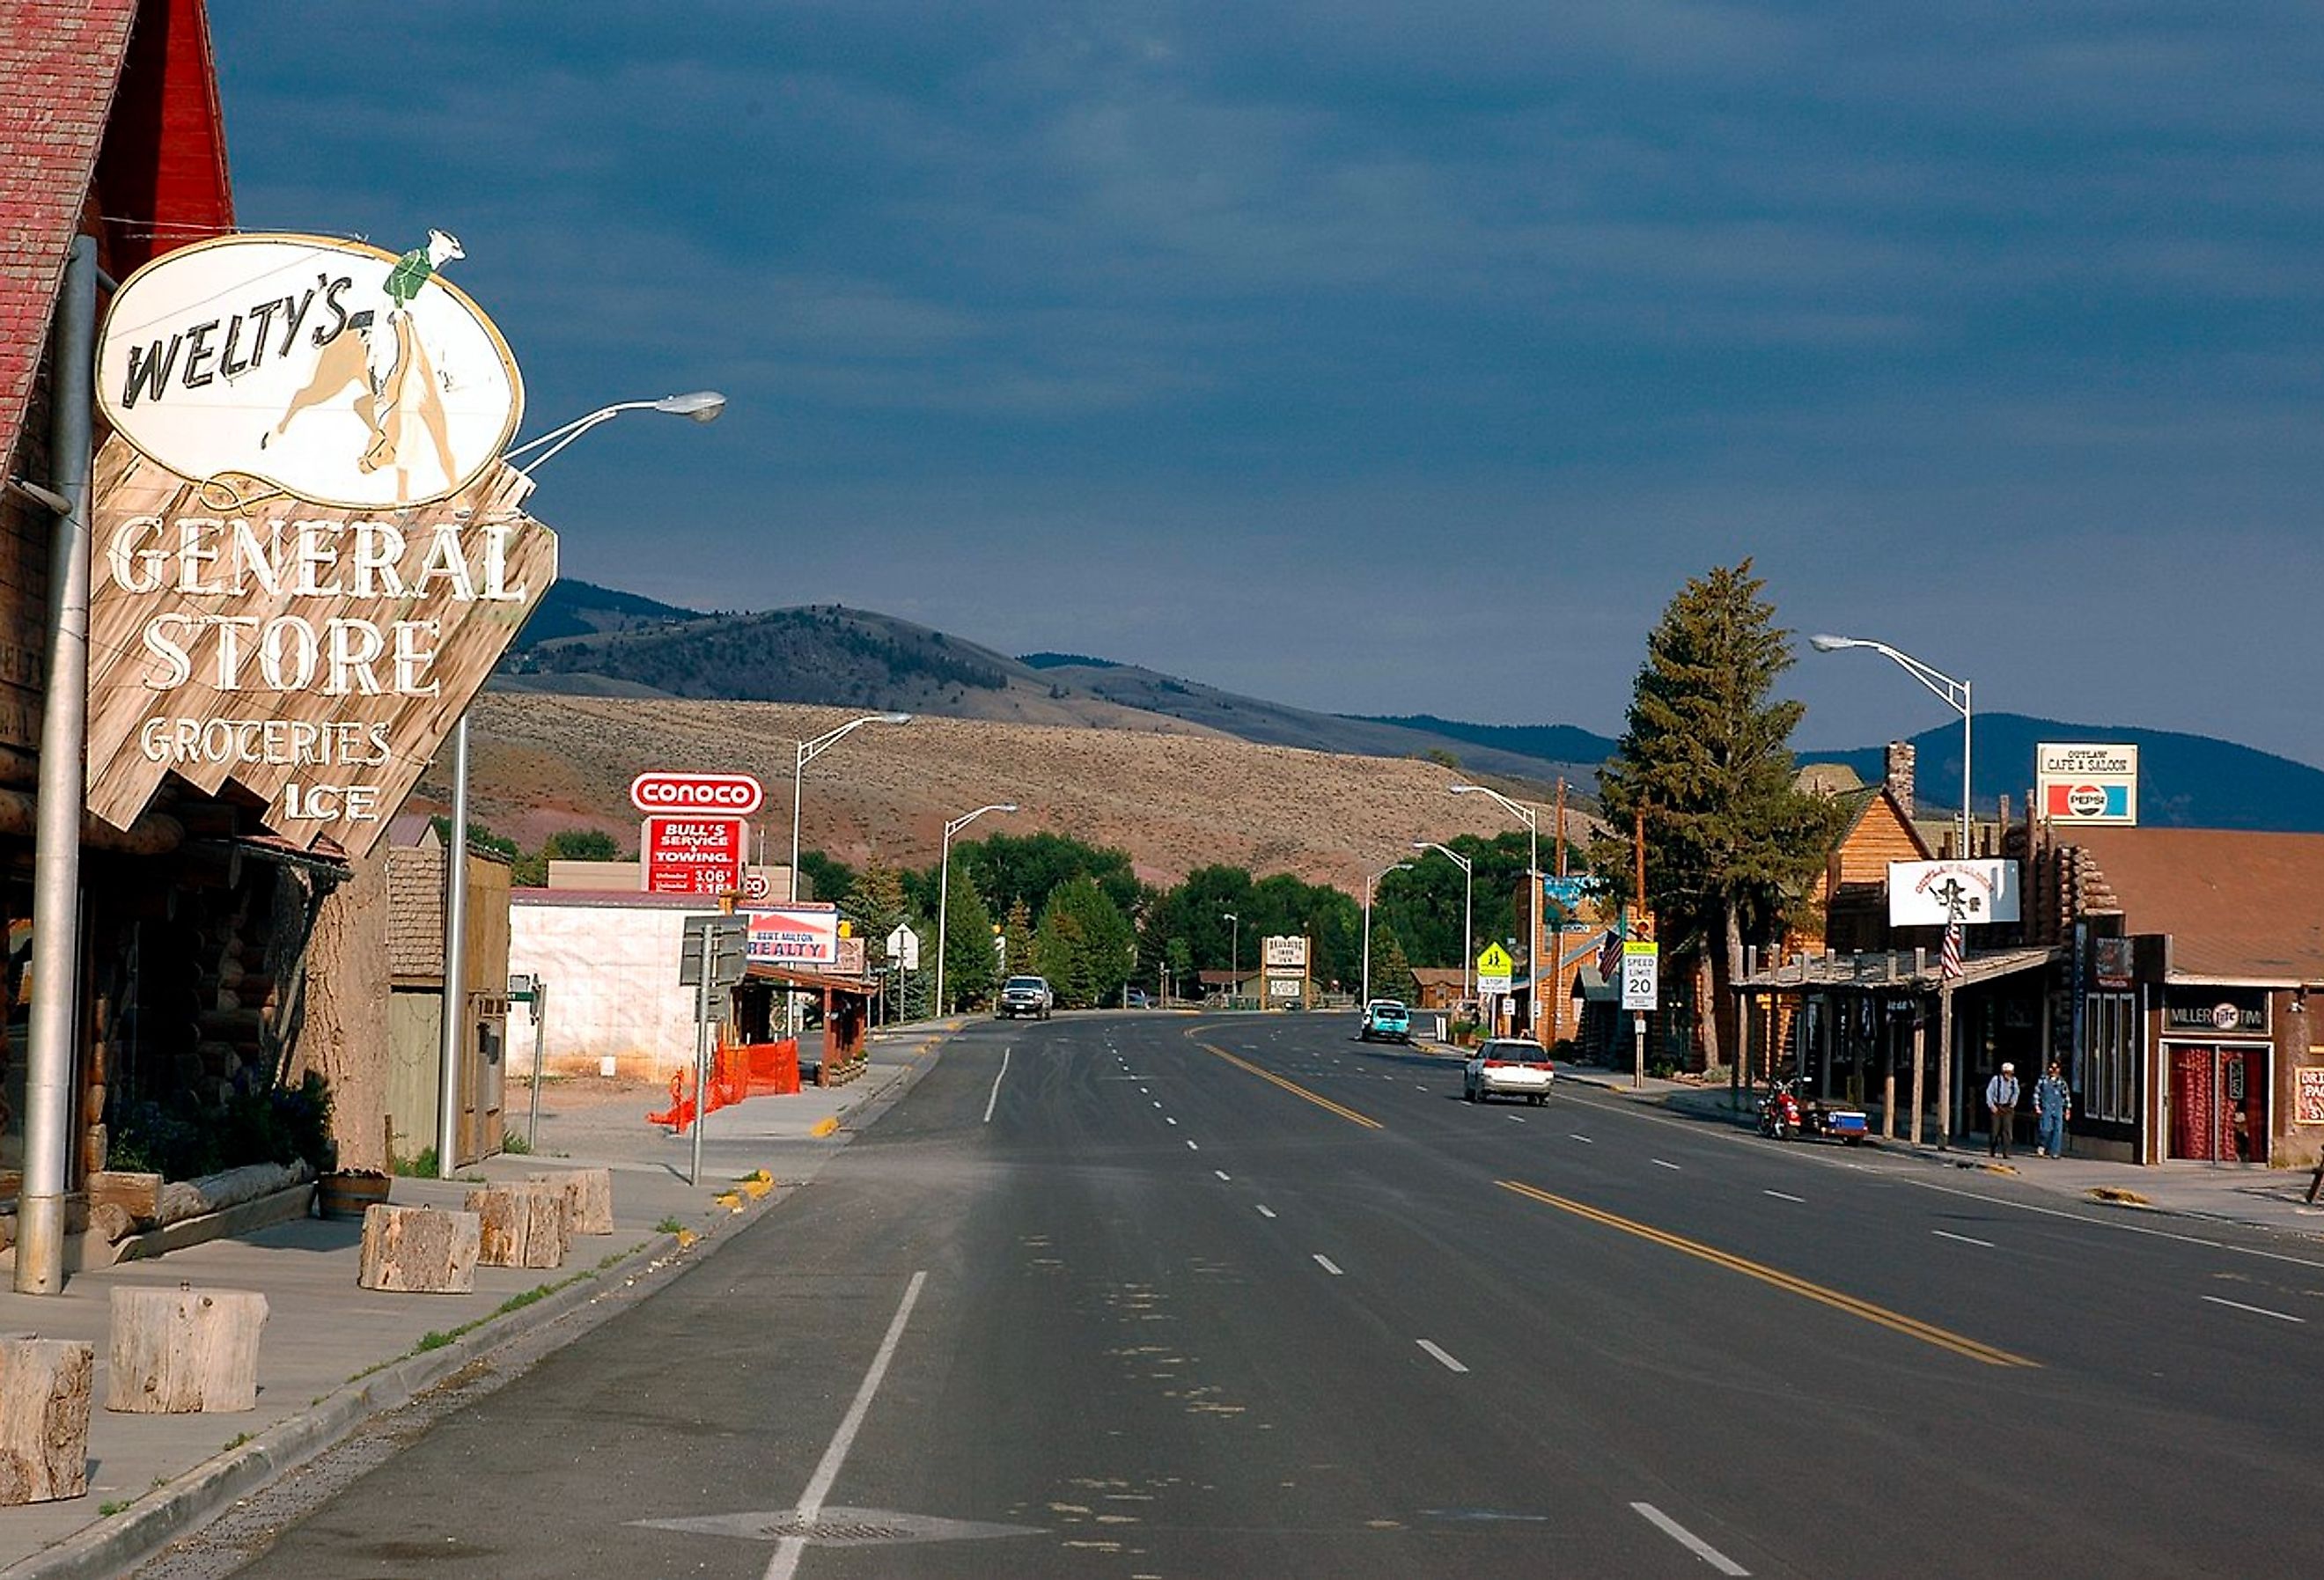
97 231 523 511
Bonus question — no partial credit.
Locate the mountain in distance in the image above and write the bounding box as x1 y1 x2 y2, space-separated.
1805 715 2324 834
495 583 2324 834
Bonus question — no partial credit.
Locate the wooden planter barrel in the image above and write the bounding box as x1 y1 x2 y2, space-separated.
316 1172 391 1221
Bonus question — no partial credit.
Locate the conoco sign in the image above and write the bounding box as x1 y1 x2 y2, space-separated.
85 231 554 859
629 772 764 817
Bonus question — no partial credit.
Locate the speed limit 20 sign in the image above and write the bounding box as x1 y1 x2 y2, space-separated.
1621 940 1659 1011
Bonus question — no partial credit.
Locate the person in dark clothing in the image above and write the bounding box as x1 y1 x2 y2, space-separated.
1984 1062 2021 1158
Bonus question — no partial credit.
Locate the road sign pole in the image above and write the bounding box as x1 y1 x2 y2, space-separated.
690 929 712 1187
1634 1010 1646 1090
526 981 547 1153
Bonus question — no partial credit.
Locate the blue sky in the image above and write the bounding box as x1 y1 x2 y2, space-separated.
210 3 2324 768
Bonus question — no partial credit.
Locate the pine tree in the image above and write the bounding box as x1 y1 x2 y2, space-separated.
1001 899 1035 982
940 868 997 1011
842 852 909 957
1371 922 1419 1004
1592 561 1847 1068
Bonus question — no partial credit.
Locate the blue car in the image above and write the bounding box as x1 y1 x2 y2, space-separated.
1358 999 1411 1043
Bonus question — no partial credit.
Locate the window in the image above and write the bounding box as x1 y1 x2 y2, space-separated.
2082 992 2138 1123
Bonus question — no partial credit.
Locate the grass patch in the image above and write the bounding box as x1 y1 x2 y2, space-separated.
99 1501 126 1518
221 1431 252 1451
654 1216 687 1234
413 1330 454 1353
501 1129 534 1156
392 1146 438 1179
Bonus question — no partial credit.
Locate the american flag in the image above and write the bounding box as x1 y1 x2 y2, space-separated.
1940 916 1964 981
1597 929 1622 982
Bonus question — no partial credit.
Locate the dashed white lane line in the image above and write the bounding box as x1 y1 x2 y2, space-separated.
1313 1253 1344 1275
1762 1189 1805 1203
1416 1339 1468 1374
1630 1503 1749 1576
982 1047 1011 1125
1931 1229 1995 1248
1214 1170 1232 1181
1166 1116 1179 1126
2203 1294 2305 1324
1151 1100 1163 1108
1570 1134 1593 1143
1507 1113 1526 1123
1652 1158 1682 1171
1255 1205 1277 1219
1186 1140 1200 1151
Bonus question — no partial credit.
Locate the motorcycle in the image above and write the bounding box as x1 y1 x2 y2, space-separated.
1756 1077 1869 1146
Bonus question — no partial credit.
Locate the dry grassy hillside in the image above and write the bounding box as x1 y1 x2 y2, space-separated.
439 694 1598 891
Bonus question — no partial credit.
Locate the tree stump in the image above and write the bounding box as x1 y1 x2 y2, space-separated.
529 1169 614 1236
105 1288 268 1414
0 1339 93 1504
467 1185 569 1269
357 1204 481 1294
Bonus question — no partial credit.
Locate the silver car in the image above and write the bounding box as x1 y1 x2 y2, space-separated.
1463 1039 1554 1105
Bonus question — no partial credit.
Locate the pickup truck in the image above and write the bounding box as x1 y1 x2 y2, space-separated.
1358 999 1411 1043
996 974 1054 1020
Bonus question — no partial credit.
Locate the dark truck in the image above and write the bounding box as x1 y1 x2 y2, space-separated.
997 974 1054 1020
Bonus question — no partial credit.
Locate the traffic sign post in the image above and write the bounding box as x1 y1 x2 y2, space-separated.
1475 944 1514 1029
679 916 750 1186
507 974 549 1154
1621 940 1658 1090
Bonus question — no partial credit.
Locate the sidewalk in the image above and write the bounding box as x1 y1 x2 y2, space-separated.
0 1022 956 1580
1549 1058 2324 1243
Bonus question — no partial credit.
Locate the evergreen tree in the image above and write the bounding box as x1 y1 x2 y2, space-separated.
1371 923 1419 1005
1001 898 1036 981
1035 876 1135 1008
939 869 997 1011
1592 561 1847 1068
842 852 909 957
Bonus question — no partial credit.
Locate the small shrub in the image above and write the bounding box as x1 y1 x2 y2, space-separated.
654 1216 686 1235
501 1129 533 1156
393 1146 439 1179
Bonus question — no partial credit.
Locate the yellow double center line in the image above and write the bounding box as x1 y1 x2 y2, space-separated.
1199 1041 1383 1130
1497 1180 2037 1369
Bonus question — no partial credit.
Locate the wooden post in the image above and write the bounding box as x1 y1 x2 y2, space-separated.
357 1204 482 1293
467 1184 569 1269
0 1340 93 1503
1938 982 1955 1150
529 1169 614 1235
1882 1005 1898 1138
1911 1009 1928 1145
106 1287 268 1414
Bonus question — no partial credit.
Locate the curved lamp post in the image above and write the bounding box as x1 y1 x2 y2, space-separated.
439 392 726 1179
1452 783 1541 1040
1808 634 1972 857
1362 860 1414 1006
1412 841 1474 1003
784 711 911 1033
1221 912 1239 1005
936 802 1016 1014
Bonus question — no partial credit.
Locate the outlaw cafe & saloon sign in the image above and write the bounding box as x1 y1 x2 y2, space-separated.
86 231 555 858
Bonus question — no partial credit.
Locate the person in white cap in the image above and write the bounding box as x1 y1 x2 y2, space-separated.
1984 1062 2021 1157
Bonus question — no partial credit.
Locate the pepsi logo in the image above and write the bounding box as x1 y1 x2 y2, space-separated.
2065 784 2107 817
629 771 764 816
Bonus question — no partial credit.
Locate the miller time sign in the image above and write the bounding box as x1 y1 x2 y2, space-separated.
87 231 554 858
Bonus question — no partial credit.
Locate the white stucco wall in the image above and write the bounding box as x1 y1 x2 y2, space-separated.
508 894 702 1080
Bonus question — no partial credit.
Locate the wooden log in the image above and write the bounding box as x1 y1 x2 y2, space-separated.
0 1339 93 1504
528 1169 614 1235
88 1171 162 1225
357 1204 481 1294
465 1185 568 1269
105 1287 268 1414
154 1161 308 1228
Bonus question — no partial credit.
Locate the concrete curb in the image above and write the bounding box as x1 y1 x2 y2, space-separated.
0 1037 973 1580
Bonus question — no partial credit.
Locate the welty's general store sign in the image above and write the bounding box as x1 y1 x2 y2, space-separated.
85 231 553 859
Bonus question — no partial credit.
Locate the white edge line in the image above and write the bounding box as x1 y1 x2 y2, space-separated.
1416 1338 1468 1374
1932 1229 1995 1248
1762 1190 1806 1203
764 1269 929 1580
982 1047 1011 1125
1313 1253 1343 1275
1630 1502 1749 1576
2202 1294 2305 1324
1570 1134 1593 1143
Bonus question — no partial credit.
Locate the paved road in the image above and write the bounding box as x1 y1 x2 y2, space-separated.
211 1013 2324 1577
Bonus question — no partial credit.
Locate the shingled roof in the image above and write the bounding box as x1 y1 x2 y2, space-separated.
0 0 233 475
2067 827 2324 984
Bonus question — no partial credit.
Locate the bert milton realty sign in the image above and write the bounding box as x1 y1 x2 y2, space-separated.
85 231 554 858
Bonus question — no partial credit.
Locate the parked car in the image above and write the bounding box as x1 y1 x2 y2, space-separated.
1463 1038 1554 1105
997 975 1054 1020
1358 999 1411 1043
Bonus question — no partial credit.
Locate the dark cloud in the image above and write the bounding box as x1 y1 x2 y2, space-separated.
212 2 2324 765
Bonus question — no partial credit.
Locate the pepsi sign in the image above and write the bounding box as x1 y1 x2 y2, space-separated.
629 771 764 817
2035 743 2137 826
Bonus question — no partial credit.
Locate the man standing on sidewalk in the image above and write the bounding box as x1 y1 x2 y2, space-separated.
2034 1062 2071 1158
1985 1062 2021 1158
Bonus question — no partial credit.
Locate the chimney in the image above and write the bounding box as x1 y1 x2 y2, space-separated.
1883 740 1916 820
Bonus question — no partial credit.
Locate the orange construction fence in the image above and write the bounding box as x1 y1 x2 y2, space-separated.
648 1039 802 1135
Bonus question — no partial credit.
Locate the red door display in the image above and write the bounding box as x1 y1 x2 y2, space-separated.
2167 1045 2269 1163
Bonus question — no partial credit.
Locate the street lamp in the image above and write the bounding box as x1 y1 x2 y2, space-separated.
785 711 911 1033
1452 783 1541 1040
1221 912 1239 1004
438 391 726 1179
936 802 1016 1015
1362 861 1414 1006
1412 841 1474 1003
1808 634 1973 858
